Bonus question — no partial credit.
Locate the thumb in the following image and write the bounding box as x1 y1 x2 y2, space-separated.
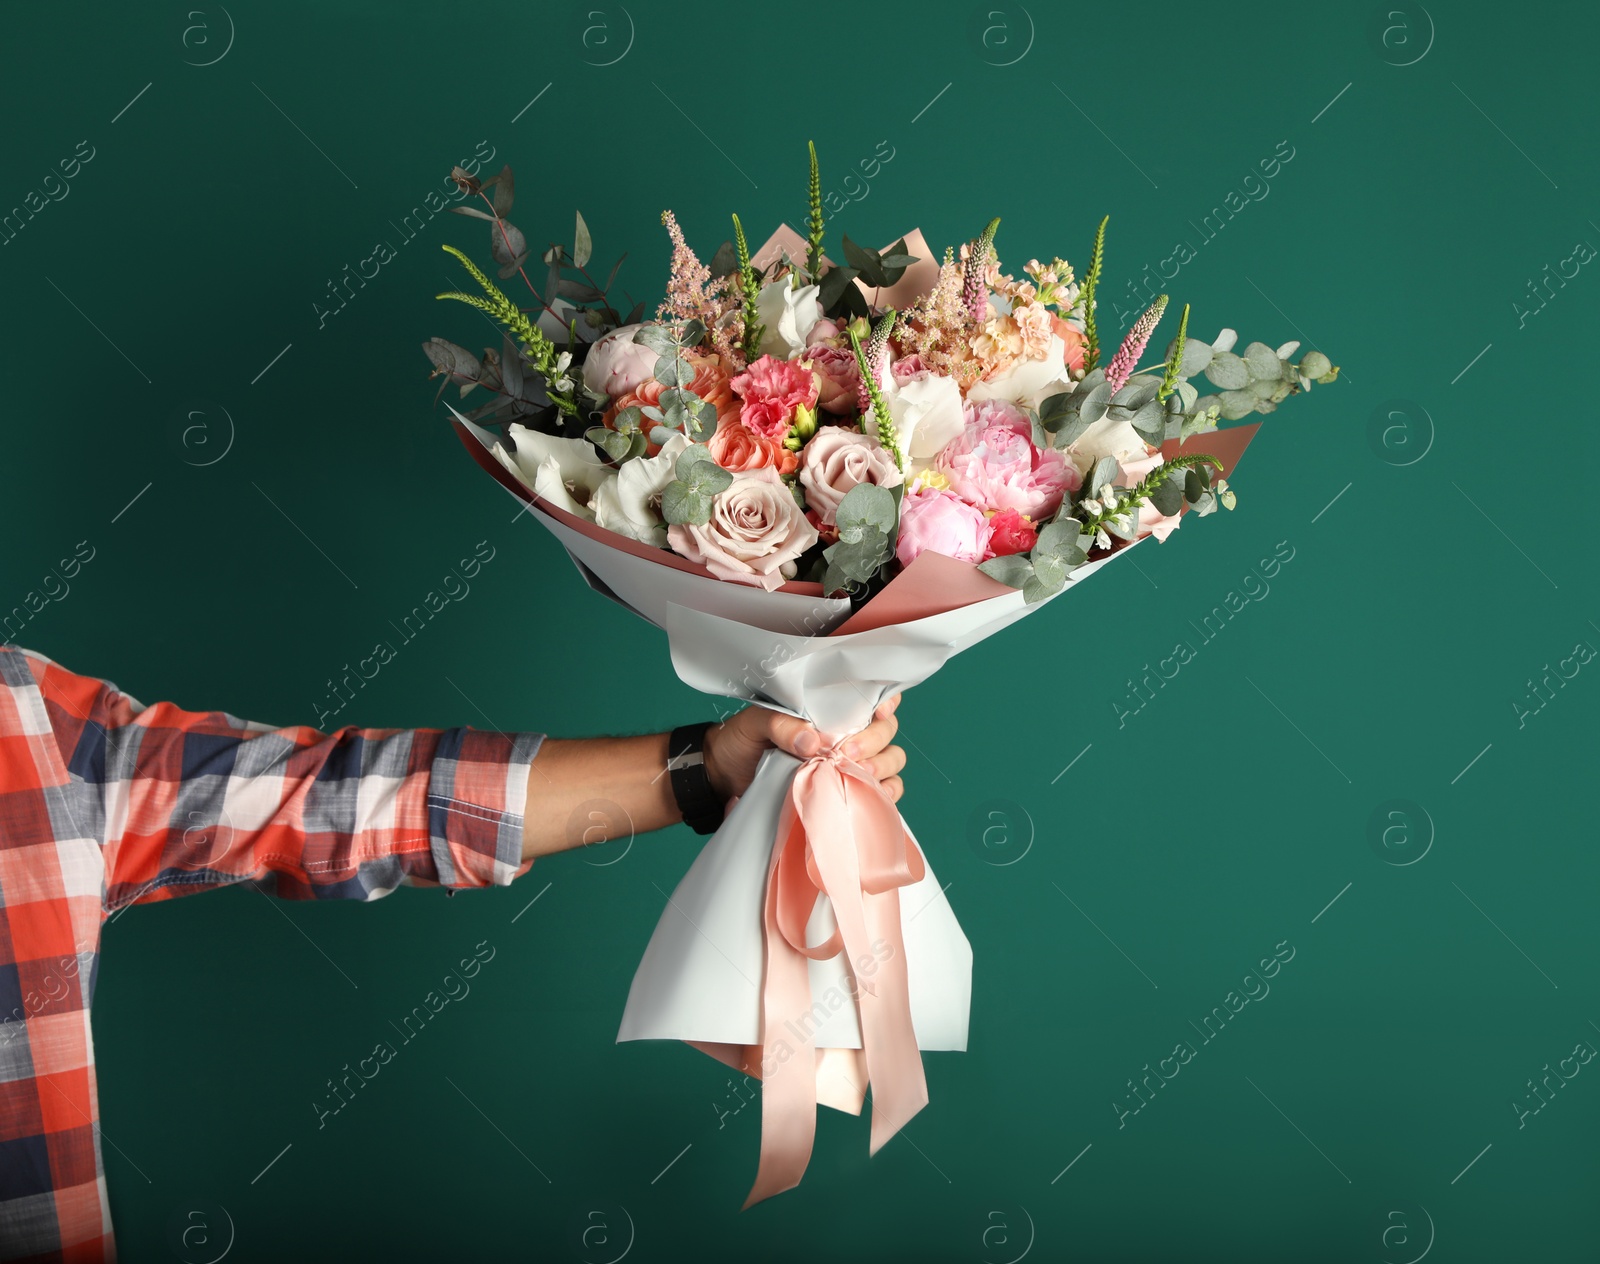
760 709 821 758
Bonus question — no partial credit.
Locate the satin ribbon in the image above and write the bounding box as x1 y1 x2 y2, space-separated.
743 745 930 1208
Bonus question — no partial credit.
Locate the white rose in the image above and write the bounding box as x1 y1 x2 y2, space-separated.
755 278 823 359
493 425 616 520
880 367 966 465
966 332 1076 411
591 433 690 547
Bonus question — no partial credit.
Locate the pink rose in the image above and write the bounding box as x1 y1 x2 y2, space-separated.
730 354 821 440
806 318 844 347
798 427 905 527
895 486 992 568
934 398 1078 520
667 466 819 590
801 343 862 415
582 323 659 399
891 353 929 383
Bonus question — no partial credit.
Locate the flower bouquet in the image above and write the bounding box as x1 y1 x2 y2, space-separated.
423 145 1337 1205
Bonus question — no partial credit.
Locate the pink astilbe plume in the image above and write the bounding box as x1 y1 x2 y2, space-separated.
657 209 729 326
1103 295 1169 393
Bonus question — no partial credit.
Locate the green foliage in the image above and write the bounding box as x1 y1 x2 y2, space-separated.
1157 302 1189 402
660 444 734 525
978 518 1089 604
806 141 825 284
1081 215 1109 369
437 244 577 416
848 317 903 469
731 213 765 363
822 482 897 595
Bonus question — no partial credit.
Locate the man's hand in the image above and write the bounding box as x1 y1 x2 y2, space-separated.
703 694 905 804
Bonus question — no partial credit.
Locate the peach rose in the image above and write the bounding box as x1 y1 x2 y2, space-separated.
707 412 799 477
603 352 740 455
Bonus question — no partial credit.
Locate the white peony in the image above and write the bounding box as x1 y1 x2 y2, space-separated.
755 278 823 359
966 333 1077 411
591 432 691 547
493 425 616 520
582 323 659 400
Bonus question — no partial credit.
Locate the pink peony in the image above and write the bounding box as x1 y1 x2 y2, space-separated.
934 399 1078 520
798 427 904 527
895 486 992 568
801 343 861 415
730 354 820 440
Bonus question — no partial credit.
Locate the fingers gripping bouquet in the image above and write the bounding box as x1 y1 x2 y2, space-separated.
424 145 1337 1204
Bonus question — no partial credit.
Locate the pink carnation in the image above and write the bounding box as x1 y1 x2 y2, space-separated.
895 486 992 568
730 354 820 440
934 398 1078 520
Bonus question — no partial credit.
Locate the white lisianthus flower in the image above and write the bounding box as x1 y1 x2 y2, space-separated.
880 367 966 466
965 332 1077 410
591 432 691 547
493 424 616 521
1066 412 1152 478
755 278 823 359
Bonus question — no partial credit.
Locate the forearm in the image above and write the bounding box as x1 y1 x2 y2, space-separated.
522 733 681 860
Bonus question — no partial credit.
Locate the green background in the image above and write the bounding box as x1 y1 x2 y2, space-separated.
3 0 1596 1259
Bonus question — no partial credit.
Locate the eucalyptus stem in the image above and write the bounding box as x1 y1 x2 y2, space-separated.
1077 453 1222 534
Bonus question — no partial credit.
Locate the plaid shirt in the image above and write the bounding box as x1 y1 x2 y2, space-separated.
0 646 543 1262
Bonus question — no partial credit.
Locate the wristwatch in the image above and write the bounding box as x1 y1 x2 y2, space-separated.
668 722 725 835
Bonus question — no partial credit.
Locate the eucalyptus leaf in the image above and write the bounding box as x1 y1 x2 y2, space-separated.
817 264 861 312
491 165 515 217
1088 456 1120 497
655 355 695 388
977 554 1033 588
834 482 897 544
661 480 711 525
841 235 887 287
586 426 633 461
709 239 738 279
1218 390 1257 421
1205 351 1248 391
574 210 593 269
633 325 678 356
1242 341 1280 381
1111 377 1160 410
490 220 528 270
448 205 499 222
1150 477 1185 516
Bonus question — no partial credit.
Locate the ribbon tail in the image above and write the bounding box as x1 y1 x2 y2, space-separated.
744 803 818 1209
799 763 930 1158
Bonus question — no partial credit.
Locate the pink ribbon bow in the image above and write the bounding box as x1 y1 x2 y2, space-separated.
741 744 930 1207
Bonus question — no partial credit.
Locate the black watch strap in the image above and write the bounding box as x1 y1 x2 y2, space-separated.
668 722 724 836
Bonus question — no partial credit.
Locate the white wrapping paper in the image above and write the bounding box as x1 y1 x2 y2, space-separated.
449 411 1143 1060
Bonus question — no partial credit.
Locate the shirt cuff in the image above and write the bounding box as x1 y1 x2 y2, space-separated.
424 728 544 888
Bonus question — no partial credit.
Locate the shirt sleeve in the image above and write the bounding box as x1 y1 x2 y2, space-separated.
32 655 545 913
